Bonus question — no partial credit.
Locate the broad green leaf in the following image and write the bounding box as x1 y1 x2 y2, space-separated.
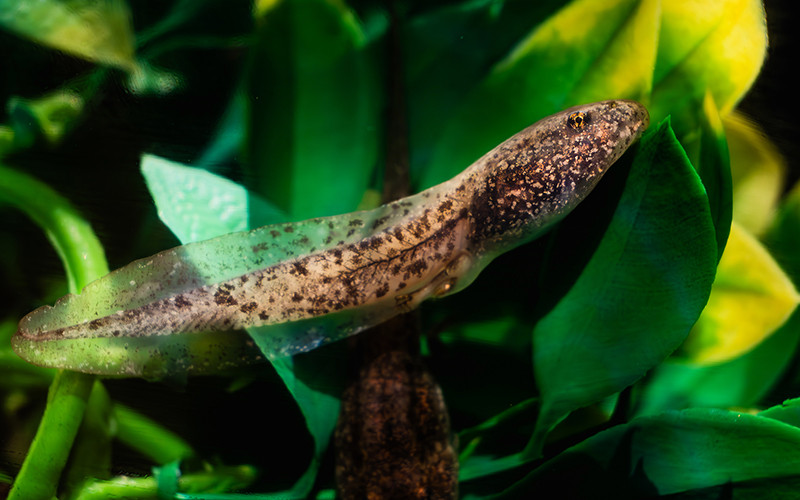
637 308 800 416
503 408 800 498
727 112 788 237
679 221 799 365
0 0 136 71
246 0 380 220
142 160 342 499
421 0 657 187
140 154 286 244
650 0 767 127
530 121 717 455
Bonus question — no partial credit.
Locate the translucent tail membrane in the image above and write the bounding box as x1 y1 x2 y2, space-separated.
13 100 649 378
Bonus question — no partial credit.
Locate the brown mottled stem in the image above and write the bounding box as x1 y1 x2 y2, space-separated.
335 3 458 498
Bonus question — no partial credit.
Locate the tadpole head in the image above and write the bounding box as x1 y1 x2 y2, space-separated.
469 99 649 250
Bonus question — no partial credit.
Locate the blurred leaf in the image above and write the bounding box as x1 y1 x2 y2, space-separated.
691 92 733 260
154 460 180 499
766 181 800 285
0 0 136 70
7 91 84 147
0 125 14 154
140 154 286 244
126 61 183 96
530 120 717 456
726 112 788 237
197 90 248 172
420 0 657 188
440 314 531 350
112 403 195 465
246 0 381 220
650 0 767 127
637 309 800 416
680 222 799 365
405 0 562 184
503 408 800 498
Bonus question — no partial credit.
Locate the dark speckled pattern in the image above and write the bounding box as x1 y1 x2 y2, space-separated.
15 100 648 363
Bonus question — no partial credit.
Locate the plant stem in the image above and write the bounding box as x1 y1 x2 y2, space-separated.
1 163 109 500
8 371 95 500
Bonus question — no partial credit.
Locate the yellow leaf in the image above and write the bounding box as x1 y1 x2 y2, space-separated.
650 0 767 122
681 221 799 365
500 0 658 107
0 0 136 71
726 112 787 237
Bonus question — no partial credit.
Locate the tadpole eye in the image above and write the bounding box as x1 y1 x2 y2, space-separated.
567 111 590 130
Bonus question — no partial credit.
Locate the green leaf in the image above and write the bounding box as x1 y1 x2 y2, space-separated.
264 354 344 499
0 0 137 71
154 460 180 499
113 403 195 465
142 157 342 498
458 398 539 481
650 0 768 127
245 0 380 220
679 221 799 365
530 120 717 455
632 184 800 413
421 0 658 188
503 408 800 497
140 154 286 244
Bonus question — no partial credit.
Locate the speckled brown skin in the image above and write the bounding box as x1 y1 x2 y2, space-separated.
14 100 648 374
335 315 458 500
